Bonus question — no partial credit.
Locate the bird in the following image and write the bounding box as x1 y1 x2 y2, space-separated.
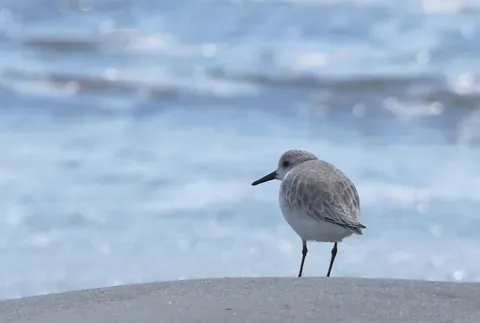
251 149 365 277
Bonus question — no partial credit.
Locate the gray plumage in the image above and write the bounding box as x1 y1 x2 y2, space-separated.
280 158 365 235
251 149 366 277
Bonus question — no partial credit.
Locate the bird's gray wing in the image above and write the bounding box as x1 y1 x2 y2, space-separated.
294 168 365 234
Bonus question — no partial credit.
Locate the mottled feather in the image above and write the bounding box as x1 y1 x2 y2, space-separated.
280 159 365 234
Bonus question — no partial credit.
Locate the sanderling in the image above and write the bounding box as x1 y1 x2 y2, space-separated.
251 149 365 277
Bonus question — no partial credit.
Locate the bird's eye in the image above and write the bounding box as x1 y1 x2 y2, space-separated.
282 161 290 167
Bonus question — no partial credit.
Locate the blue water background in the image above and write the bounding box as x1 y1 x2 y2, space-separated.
1 0 480 299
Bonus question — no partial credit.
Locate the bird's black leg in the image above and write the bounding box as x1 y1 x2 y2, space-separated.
298 240 308 277
326 242 338 277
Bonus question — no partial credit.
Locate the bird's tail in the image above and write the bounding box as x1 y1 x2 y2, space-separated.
351 223 366 235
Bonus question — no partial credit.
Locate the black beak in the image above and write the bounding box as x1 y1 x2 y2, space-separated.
251 171 277 186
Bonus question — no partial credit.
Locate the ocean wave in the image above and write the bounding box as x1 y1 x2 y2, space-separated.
2 66 480 119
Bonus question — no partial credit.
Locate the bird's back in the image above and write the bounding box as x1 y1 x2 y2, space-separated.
280 159 365 234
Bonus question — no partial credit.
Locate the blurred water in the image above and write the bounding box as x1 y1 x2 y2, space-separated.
1 0 480 300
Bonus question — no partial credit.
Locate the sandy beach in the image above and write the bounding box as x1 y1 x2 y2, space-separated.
1 277 479 323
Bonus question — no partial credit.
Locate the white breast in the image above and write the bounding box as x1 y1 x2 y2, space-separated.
278 189 353 243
